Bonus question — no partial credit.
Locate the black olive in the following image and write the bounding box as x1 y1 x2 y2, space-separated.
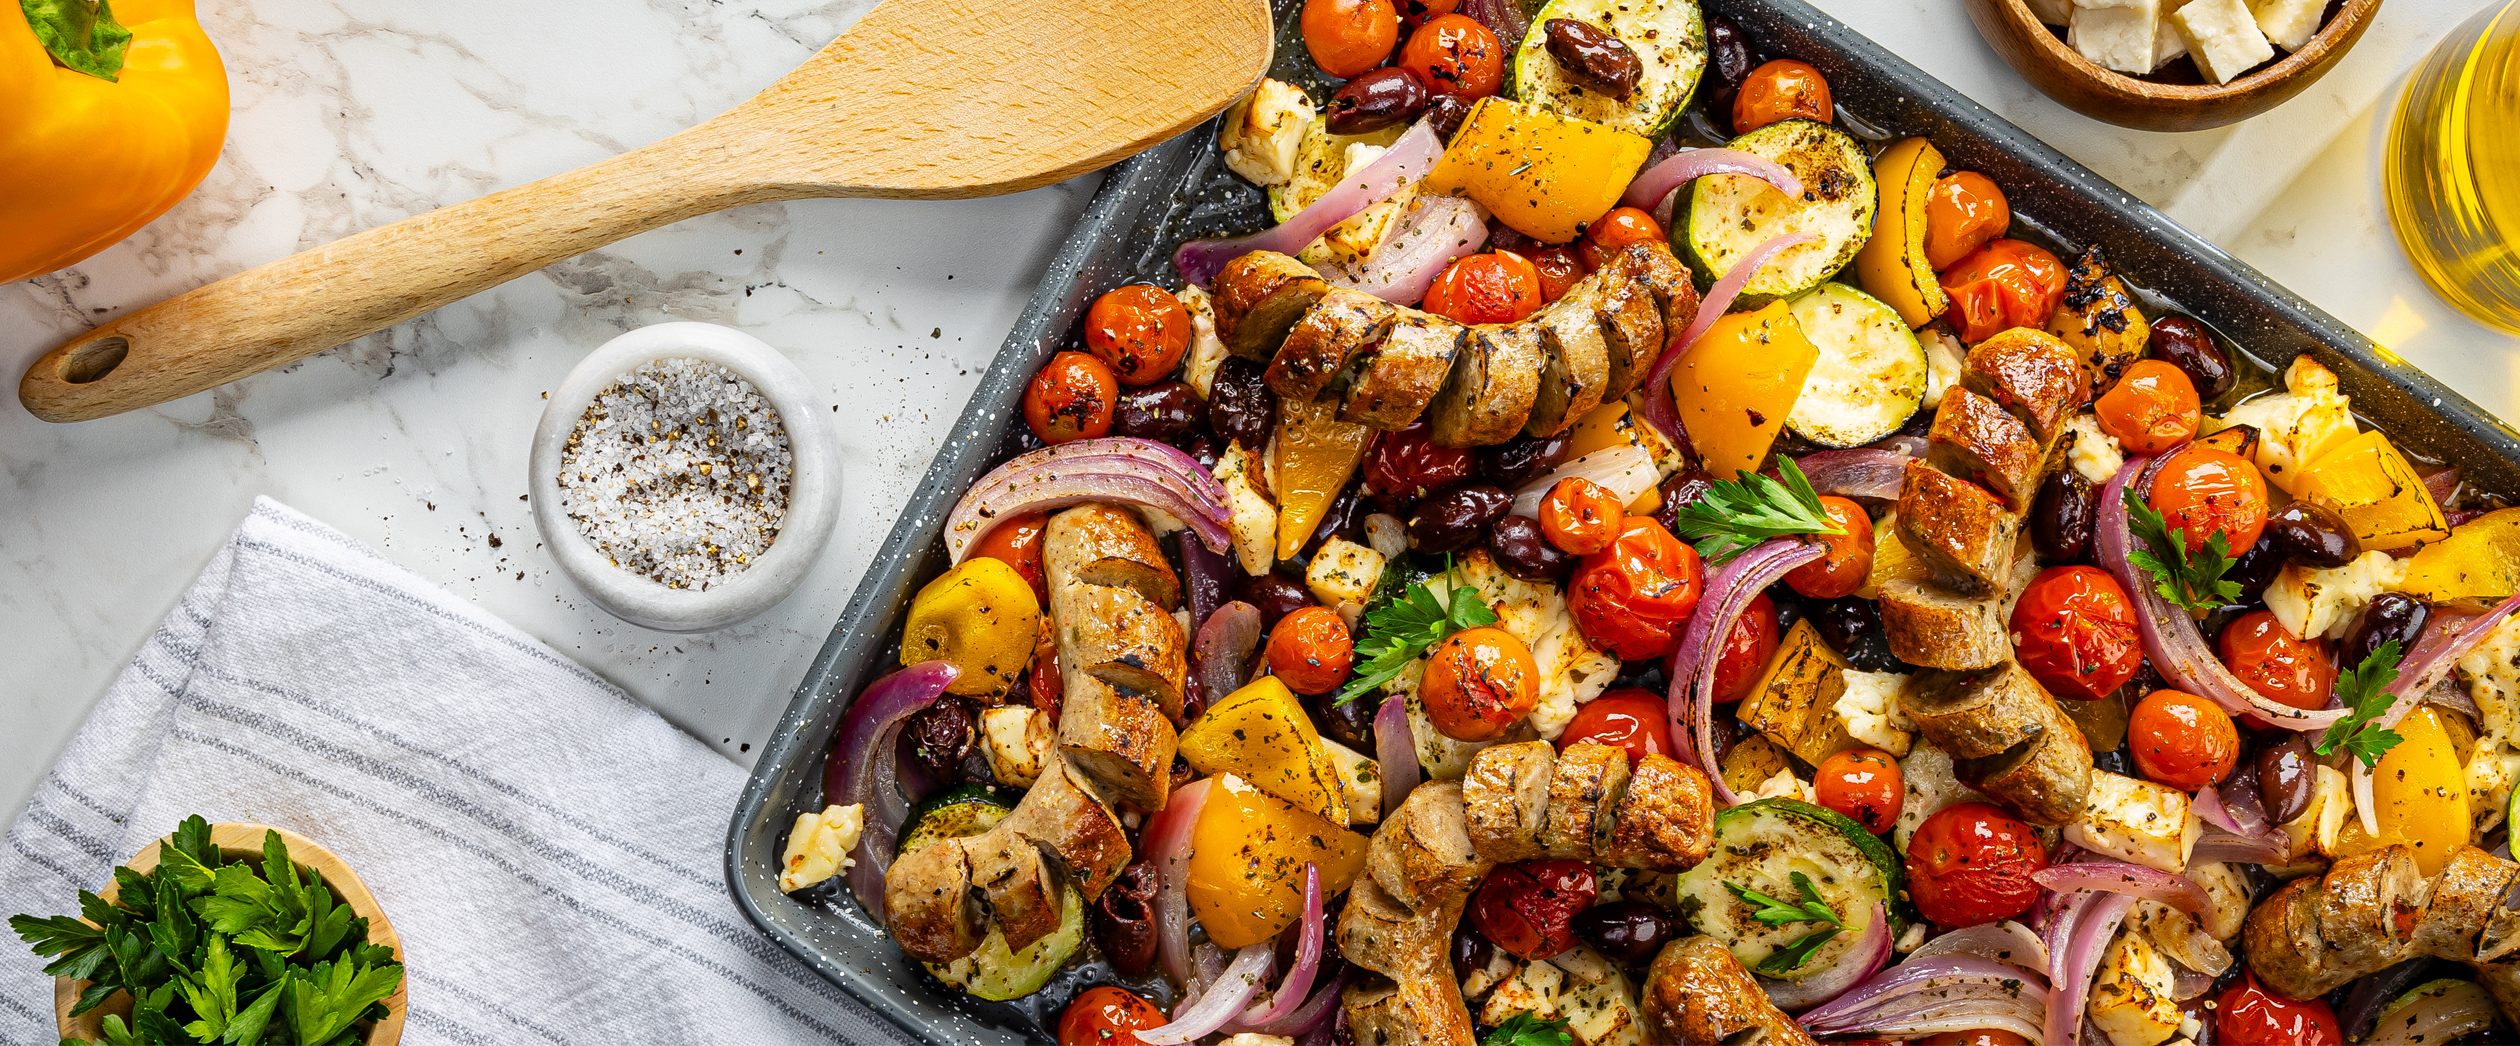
1112 381 1207 443
2148 316 2236 401
1653 468 1719 533
2256 733 2316 825
1703 15 1758 127
1573 901 1674 964
1092 862 1161 978
2031 470 2098 563
1451 925 1494 981
1488 514 1573 582
1475 431 1575 490
2224 541 2287 596
2342 593 2430 669
2266 501 2361 568
1327 68 1430 135
1424 94 1473 142
1809 597 1881 655
1207 357 1276 451
1543 18 1643 101
1408 484 1512 553
954 745 999 787
902 695 975 780
1237 572 1313 630
1302 484 1370 562
1307 688 1377 751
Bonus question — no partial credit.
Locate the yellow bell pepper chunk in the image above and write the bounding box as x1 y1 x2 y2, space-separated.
1666 301 1820 478
1187 773 1367 948
2290 430 2450 552
1178 677 1350 827
2362 705 2471 877
1854 138 1950 328
2403 507 2520 602
1421 98 1652 244
1273 395 1373 562
901 558 1040 696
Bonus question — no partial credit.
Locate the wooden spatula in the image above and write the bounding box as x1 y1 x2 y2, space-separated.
20 0 1274 423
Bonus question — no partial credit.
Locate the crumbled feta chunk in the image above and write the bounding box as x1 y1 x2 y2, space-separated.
2155 0 2194 65
1923 328 1966 405
2461 615 2520 833
2250 0 2324 49
2070 770 2200 873
1323 738 1384 824
2174 0 2275 84
1218 79 1314 187
1307 536 1385 616
1212 442 1278 577
979 705 1052 788
1481 959 1566 1026
1749 768 1815 803
2264 550 2408 640
1836 669 1915 756
2206 356 2358 493
1896 740 1988 853
1177 285 1228 398
2089 928 2185 1046
2064 413 2128 485
778 804 864 893
2073 0 2165 74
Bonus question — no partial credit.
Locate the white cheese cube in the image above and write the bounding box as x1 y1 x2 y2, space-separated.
2204 356 2358 493
2089 929 2185 1046
1217 79 1314 187
2072 0 2164 74
1307 536 1385 613
778 804 864 893
2068 770 2201 873
2063 414 2127 485
1480 959 1566 1026
1176 285 1228 398
2264 550 2409 641
1322 738 1384 824
2154 0 2194 67
2175 0 2275 84
1211 442 1278 577
979 705 1052 788
1836 669 1915 757
2029 0 2076 24
2251 0 2325 50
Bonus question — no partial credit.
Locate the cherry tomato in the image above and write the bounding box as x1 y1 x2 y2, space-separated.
2129 689 2239 790
2148 442 2270 555
1300 0 1400 79
969 512 1050 605
1470 858 1597 961
1558 688 1672 766
1924 171 2011 272
1395 0 1456 29
1540 477 1623 555
2009 565 2143 702
1938 238 2066 344
1266 606 1355 695
1531 246 1586 303
2094 359 2203 456
1398 13 1503 100
1058 985 1164 1046
1919 1033 2032 1046
1568 517 1705 660
2220 610 2336 711
1731 58 1832 133
2217 973 2343 1046
1422 625 1540 741
1083 285 1193 386
1710 593 1780 705
1363 419 1476 503
1023 351 1119 444
1815 747 1904 833
1423 250 1542 324
1577 207 1667 271
1783 495 1874 599
1030 621 1062 721
1905 802 2047 928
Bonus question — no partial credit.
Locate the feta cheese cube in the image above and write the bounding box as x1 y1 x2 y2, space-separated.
1322 738 1384 824
1211 442 1278 577
2174 0 2275 84
1306 536 1385 614
2072 0 2164 74
979 705 1052 788
2154 0 2194 67
2264 550 2409 640
2251 0 2325 50
778 804 864 893
1480 959 1566 1026
1218 79 1315 187
2089 929 2185 1046
1836 669 1916 757
2069 770 2201 873
2063 414 2127 485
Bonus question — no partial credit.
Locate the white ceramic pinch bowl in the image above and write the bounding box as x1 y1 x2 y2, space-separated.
530 322 838 633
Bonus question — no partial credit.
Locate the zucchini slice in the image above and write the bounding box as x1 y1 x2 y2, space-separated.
1674 798 1900 982
1784 283 1929 448
898 785 1015 857
925 884 1085 1001
1676 120 1878 305
1508 0 1706 138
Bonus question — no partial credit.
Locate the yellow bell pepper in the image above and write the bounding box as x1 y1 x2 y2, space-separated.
1666 300 1819 478
1272 394 1373 562
1186 772 1366 948
1854 137 1949 328
2403 507 2520 602
2289 430 2450 552
900 558 1040 696
1421 97 1651 243
4 0 227 283
2331 705 2470 877
1177 676 1349 827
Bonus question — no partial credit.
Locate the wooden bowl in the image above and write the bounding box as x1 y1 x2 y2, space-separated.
53 823 406 1045
1961 0 2381 131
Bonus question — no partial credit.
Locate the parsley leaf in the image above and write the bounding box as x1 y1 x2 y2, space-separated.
1334 558 1499 706
1667 457 1844 563
2122 487 2243 612
2316 639 2407 767
284 955 404 1046
1756 927 1844 976
1724 872 1843 929
1481 1012 1574 1046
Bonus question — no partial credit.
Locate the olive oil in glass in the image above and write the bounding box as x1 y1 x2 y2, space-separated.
2385 0 2520 335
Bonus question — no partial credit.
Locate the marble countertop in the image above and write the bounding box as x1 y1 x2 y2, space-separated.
5 0 2512 823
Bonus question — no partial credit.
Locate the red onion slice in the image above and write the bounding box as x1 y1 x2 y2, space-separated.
829 661 961 920
1323 195 1489 305
945 437 1230 563
1800 953 2051 1037
1176 121 1444 287
1141 942 1275 1044
2426 467 2463 506
1872 434 1930 459
1232 863 1325 1029
1788 448 1912 506
1146 777 1215 986
1619 147 1807 215
1182 536 1233 633
2045 892 2137 1046
1458 0 1529 53
2191 825 2289 865
1195 601 1263 705
1507 444 1658 519
2032 860 2209 915
1909 921 2051 975
1758 902 1892 1012
1667 538 1827 806
2376 592 2520 729
1376 694 1419 817
1637 232 1817 447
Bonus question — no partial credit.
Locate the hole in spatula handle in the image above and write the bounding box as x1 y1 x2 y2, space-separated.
58 336 129 384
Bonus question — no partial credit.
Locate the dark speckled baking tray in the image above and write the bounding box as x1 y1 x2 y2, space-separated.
726 0 2520 1041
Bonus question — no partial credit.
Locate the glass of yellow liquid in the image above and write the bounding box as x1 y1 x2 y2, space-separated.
2385 1 2520 335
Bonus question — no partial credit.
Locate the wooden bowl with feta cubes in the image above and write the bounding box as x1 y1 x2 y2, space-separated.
1963 0 2379 131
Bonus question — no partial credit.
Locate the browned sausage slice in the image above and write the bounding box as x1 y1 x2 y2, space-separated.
1044 504 1180 609
1525 277 1613 437
883 837 985 963
1901 660 2092 825
1342 310 1466 430
1213 251 1331 361
1267 287 1399 400
1540 742 1631 861
1601 753 1716 871
1428 322 1545 448
1643 936 1819 1046
1591 271 1667 404
1462 741 1554 863
1054 581 1188 722
1055 675 1177 814
1927 385 2046 512
1961 327 2088 446
1897 461 2020 596
961 830 1062 953
1000 756 1134 901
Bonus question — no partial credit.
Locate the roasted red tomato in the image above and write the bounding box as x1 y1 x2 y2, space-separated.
1710 593 1780 705
969 512 1049 604
1423 250 1543 324
2149 443 2271 555
1397 13 1503 99
2220 610 2336 711
1058 985 1164 1046
1300 0 1400 78
1541 477 1624 555
1782 495 1873 600
1815 747 1904 833
2129 689 2240 790
1023 351 1119 444
1924 171 2010 272
2217 973 2343 1046
2094 358 2203 457
1531 245 1586 303
1577 206 1667 271
1083 284 1193 386
1938 238 2066 343
1731 58 1832 133
1567 517 1705 661
2009 565 2143 701
1559 688 1673 766
1422 625 1540 741
1906 802 2047 928
1470 858 1598 960
1363 419 1476 503
1266 606 1355 695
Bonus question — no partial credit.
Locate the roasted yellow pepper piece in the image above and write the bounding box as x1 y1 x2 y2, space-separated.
1854 137 1949 328
1272 394 1373 562
1421 97 1651 244
901 558 1039 696
1177 676 1349 827
2402 507 2520 602
1187 772 1366 948
2332 705 2469 877
2290 430 2450 552
1666 300 1819 478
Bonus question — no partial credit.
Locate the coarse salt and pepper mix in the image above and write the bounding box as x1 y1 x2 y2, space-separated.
557 358 792 589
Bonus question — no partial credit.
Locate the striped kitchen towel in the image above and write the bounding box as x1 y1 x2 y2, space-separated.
0 497 917 1045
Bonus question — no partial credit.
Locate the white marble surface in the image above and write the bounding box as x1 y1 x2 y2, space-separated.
5 0 2514 824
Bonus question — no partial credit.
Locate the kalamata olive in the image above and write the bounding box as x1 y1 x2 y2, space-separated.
1652 468 1719 533
2094 746 2133 778
2343 593 2431 669
1238 572 1314 630
1703 15 1758 125
1572 900 1673 965
955 745 999 787
1307 688 1378 751
1424 94 1473 141
2224 541 2286 596
2266 501 2361 569
1809 596 1881 655
1475 430 1575 490
1451 925 1494 981
1408 484 1512 553
903 695 975 780
1093 862 1161 978
1488 514 1574 581
1181 434 1221 472
2148 315 2235 401
1327 67 1430 135
1208 357 1276 451
2031 470 2098 563
1112 381 1207 443
1543 18 1642 101
1303 484 1371 562
1366 420 1476 506
2256 732 2316 825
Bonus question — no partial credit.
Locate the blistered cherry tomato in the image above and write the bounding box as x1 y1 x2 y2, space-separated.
2217 973 2343 1046
1568 517 1705 660
1532 246 1587 303
1905 802 2047 928
1924 172 2011 272
1577 206 1667 271
1710 593 1779 705
1301 0 1400 78
1083 284 1193 386
1398 13 1504 100
1363 419 1476 503
1558 688 1672 766
1783 495 1874 599
1540 477 1623 555
2129 689 2239 790
1422 625 1540 741
969 512 1049 604
2148 442 2270 555
1731 58 1832 133
2095 359 2203 456
2220 610 2336 711
1267 606 1355 695
1815 747 1904 833
1470 859 1597 960
1023 351 1118 444
1938 238 2066 343
1424 250 1543 324
1396 0 1456 29
1058 985 1164 1046
2009 565 2143 702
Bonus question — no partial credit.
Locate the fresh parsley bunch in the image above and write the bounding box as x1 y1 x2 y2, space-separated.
2316 639 2408 767
1666 458 1844 564
1335 558 1499 706
11 816 403 1046
2122 488 2243 612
